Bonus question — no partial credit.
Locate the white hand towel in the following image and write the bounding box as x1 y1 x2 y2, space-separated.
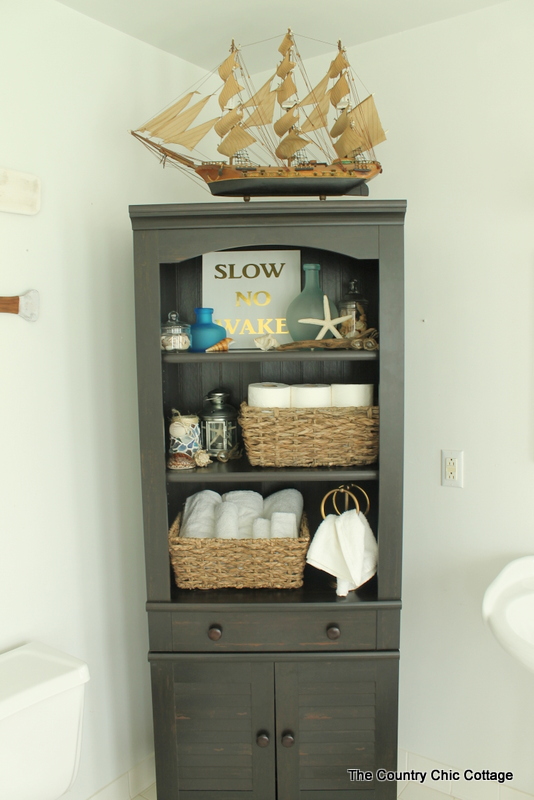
262 489 303 528
214 501 239 539
221 490 263 538
252 517 271 539
305 514 354 582
180 490 221 538
270 511 298 538
305 509 377 596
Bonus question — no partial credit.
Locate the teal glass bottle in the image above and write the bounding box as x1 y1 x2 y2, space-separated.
285 263 338 341
190 307 227 352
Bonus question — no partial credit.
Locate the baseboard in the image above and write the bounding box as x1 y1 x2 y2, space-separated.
398 749 534 799
87 754 155 800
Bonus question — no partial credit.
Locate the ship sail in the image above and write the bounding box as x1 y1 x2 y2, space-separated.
277 52 296 79
140 92 198 136
278 31 293 56
156 95 212 141
219 72 244 109
243 92 277 128
217 125 257 157
299 74 329 107
275 131 310 159
169 118 218 150
300 93 330 133
328 50 349 78
277 73 297 106
273 106 299 137
351 94 386 150
242 76 275 109
329 73 350 107
330 107 350 138
332 124 366 158
214 106 243 137
218 50 239 82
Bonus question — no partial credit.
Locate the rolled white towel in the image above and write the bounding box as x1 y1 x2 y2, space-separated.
252 518 271 539
181 490 221 538
214 501 239 539
262 489 303 529
270 511 298 538
222 490 263 538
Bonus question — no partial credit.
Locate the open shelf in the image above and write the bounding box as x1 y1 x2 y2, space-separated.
163 349 378 364
153 569 398 608
166 458 379 483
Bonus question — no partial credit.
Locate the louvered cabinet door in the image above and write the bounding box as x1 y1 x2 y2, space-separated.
274 655 399 800
151 658 276 800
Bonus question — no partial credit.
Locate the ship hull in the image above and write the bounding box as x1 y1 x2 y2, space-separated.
195 161 381 198
205 175 369 197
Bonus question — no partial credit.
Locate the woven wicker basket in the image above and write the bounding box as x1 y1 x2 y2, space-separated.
239 402 379 468
169 512 310 590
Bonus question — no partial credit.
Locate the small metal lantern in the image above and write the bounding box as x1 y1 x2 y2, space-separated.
200 390 238 458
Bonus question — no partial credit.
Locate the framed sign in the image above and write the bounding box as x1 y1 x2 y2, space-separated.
202 250 301 348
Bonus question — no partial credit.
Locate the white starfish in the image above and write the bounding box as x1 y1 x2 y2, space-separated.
298 294 352 340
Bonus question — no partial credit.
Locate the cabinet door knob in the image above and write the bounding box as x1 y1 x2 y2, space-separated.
256 731 270 747
208 624 223 641
326 624 341 640
281 731 295 748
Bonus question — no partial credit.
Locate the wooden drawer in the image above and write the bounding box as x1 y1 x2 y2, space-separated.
164 609 377 652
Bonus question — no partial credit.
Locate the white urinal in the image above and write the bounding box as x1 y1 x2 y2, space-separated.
483 556 534 673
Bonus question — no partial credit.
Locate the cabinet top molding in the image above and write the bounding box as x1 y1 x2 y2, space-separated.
129 199 407 229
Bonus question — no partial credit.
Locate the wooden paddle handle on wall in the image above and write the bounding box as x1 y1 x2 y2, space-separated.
0 296 20 314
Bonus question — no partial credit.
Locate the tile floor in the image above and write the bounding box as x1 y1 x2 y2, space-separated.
133 784 156 800
132 782 438 800
133 780 533 800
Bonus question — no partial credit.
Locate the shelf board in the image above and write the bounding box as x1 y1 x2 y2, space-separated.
163 348 378 364
149 571 398 608
167 458 379 483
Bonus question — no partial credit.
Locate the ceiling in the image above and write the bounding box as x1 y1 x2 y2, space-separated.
57 0 507 74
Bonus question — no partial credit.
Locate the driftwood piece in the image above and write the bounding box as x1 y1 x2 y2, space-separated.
276 328 379 351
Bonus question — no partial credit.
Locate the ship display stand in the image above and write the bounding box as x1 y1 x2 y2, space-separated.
130 199 406 799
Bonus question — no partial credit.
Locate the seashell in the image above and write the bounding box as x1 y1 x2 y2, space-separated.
254 333 279 351
166 452 196 470
205 337 234 352
363 338 379 350
194 450 213 467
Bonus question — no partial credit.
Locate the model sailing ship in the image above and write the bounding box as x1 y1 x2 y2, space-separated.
131 30 386 199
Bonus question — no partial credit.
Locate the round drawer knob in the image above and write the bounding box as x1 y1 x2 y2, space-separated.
208 624 223 641
282 731 295 748
256 732 270 748
326 624 341 640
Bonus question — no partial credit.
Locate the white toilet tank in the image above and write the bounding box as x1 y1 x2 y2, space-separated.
0 642 90 800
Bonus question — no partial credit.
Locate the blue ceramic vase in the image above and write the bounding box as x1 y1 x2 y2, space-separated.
190 307 227 352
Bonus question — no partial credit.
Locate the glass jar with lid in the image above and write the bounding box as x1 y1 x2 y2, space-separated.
160 311 191 352
338 279 369 339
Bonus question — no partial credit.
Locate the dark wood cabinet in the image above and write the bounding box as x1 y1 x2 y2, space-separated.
150 653 398 799
130 200 406 799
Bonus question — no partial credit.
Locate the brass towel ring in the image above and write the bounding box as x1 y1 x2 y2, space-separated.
321 487 360 519
335 484 371 516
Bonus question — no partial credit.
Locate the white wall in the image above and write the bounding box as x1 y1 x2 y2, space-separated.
0 2 208 798
343 0 534 793
2 0 534 797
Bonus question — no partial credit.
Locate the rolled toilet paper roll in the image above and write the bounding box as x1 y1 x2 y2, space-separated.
248 382 291 408
331 384 374 407
290 384 332 408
